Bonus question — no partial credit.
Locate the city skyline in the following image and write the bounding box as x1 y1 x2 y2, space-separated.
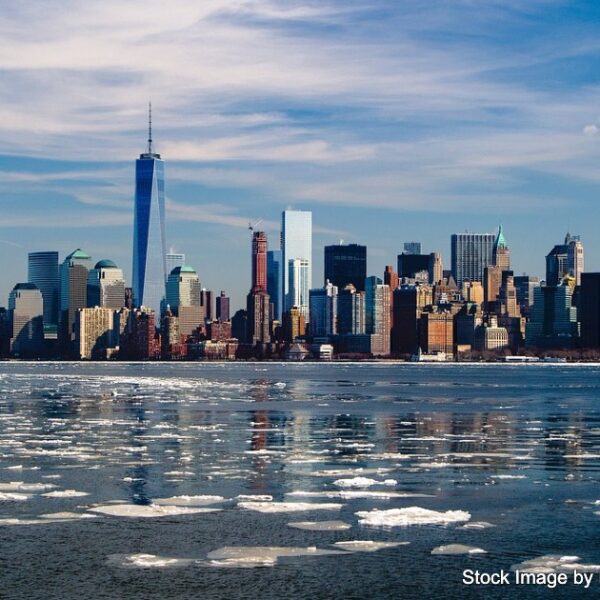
2 2 600 309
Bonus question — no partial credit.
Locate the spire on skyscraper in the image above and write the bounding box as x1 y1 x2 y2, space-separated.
495 224 507 249
147 102 153 155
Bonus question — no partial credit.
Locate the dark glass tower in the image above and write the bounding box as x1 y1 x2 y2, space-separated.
28 251 59 330
132 104 167 319
324 243 367 292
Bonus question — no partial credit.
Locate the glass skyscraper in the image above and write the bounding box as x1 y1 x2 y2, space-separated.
451 233 496 287
281 209 312 317
267 250 281 320
132 106 167 319
27 251 59 330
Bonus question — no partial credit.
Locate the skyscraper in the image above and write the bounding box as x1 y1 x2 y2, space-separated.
403 242 421 255
247 231 271 346
267 250 282 319
216 291 230 322
288 258 310 322
337 285 365 335
281 209 312 314
580 273 600 348
59 249 93 352
324 243 367 292
364 276 391 355
309 280 338 338
8 283 44 357
132 105 167 318
451 233 496 287
493 225 510 271
87 260 126 309
166 250 185 277
166 266 202 337
27 251 59 331
397 252 442 284
546 233 584 286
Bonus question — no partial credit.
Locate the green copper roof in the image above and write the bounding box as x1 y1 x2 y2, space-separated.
170 265 196 275
495 225 507 249
95 259 118 269
66 248 91 261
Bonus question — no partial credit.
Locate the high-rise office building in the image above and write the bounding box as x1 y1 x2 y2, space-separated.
404 242 421 255
166 266 202 337
281 209 312 313
166 251 185 277
397 252 442 284
247 231 271 346
201 289 214 322
451 233 496 287
216 291 230 322
546 233 584 286
392 284 433 354
309 280 338 338
514 275 541 317
337 285 365 335
27 251 59 330
419 310 454 355
525 283 579 348
59 249 93 351
267 250 282 319
75 307 118 359
87 260 126 309
251 231 268 292
324 243 367 292
8 283 44 357
288 258 310 322
365 276 391 356
580 273 600 348
132 105 168 318
493 225 510 271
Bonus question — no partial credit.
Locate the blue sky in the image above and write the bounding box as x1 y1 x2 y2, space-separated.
1 0 600 310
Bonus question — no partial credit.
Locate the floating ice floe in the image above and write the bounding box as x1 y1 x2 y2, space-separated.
0 492 30 501
461 521 495 530
287 490 432 500
235 494 273 502
152 495 227 506
238 501 344 513
310 468 395 477
41 490 89 498
0 481 57 492
431 544 487 555
332 477 397 489
88 503 222 518
490 475 527 480
205 545 344 568
107 553 196 569
356 507 471 527
510 555 600 573
288 521 351 531
333 541 408 552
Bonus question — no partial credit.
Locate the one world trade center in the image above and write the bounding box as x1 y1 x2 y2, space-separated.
132 104 167 319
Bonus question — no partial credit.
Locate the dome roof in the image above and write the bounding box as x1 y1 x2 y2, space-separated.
66 248 91 261
95 259 118 269
170 265 196 275
13 282 39 291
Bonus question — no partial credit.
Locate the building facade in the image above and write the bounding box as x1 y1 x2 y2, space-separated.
281 210 312 314
87 260 126 309
451 233 496 287
8 283 44 357
27 251 59 331
324 243 367 292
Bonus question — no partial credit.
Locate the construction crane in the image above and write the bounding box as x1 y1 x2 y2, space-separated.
248 219 263 233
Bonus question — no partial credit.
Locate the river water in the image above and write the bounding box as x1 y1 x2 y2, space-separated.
1 362 600 599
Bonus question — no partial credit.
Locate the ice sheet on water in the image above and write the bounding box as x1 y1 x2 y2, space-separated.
461 521 495 530
333 477 397 489
41 490 89 498
356 507 471 527
236 494 273 502
152 495 227 506
309 468 395 477
333 541 408 552
431 544 487 555
490 475 527 480
0 492 30 501
238 501 344 513
288 521 351 531
88 503 222 518
509 555 600 573
287 490 432 500
0 481 57 492
107 553 196 569
205 545 344 568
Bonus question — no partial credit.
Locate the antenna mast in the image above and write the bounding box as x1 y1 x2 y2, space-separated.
148 102 153 154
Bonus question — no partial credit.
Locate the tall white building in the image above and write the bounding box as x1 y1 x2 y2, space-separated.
87 260 126 309
281 209 312 317
75 307 118 359
166 265 202 336
288 258 310 322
